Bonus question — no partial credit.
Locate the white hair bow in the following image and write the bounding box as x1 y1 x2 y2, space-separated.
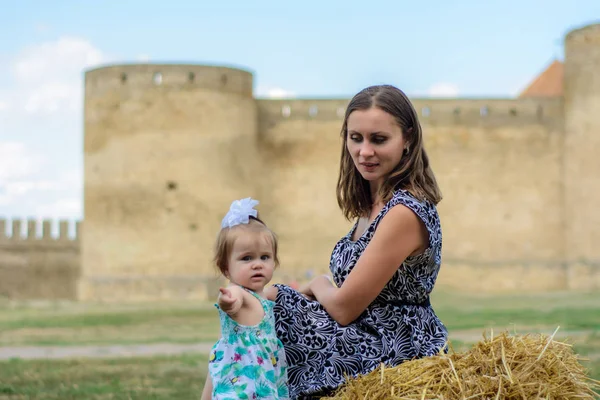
221 197 259 229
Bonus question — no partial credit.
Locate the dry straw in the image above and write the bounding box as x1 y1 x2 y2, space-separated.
323 328 600 399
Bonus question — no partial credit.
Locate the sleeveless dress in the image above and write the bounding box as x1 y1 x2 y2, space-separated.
209 286 290 400
273 189 448 399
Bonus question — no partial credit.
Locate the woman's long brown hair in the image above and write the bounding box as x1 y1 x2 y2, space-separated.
336 85 442 220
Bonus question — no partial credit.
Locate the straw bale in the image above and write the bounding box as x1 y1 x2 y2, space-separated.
323 330 600 399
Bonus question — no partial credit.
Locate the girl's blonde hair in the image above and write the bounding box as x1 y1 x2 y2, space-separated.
213 216 280 275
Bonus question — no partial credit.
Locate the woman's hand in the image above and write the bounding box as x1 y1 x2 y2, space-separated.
264 285 278 301
299 275 333 300
298 281 315 300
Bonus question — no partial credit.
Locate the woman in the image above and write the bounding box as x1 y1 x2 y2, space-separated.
267 84 449 399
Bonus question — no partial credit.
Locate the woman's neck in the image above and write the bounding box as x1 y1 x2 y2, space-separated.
369 178 383 202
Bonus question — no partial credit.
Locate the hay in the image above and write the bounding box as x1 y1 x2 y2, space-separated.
323 329 600 399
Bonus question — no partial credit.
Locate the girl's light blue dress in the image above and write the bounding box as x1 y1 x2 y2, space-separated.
209 286 290 399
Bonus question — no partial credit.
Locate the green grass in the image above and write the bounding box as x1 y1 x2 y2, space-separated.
0 335 597 399
0 354 208 399
0 302 221 346
573 331 600 379
0 308 213 330
432 290 600 331
1 291 599 347
439 307 600 331
0 291 599 398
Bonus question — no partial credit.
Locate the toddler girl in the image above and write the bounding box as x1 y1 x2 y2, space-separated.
201 198 289 400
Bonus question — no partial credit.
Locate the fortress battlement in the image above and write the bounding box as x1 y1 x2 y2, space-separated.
0 218 80 300
84 63 254 98
257 97 563 128
0 218 80 244
566 22 600 44
4 22 599 301
411 97 563 126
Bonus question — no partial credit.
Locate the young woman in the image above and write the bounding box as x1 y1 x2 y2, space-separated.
268 85 448 399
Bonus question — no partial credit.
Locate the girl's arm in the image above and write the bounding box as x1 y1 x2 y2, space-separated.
218 285 244 316
200 373 213 400
305 205 425 326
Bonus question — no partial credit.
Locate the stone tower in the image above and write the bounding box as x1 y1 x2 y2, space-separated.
79 64 260 300
563 22 600 289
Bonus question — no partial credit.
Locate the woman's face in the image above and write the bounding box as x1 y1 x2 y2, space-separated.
346 106 407 189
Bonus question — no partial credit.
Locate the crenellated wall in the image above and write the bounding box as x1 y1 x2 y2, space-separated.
0 218 80 300
2 23 599 301
256 97 563 127
80 64 254 301
255 96 582 292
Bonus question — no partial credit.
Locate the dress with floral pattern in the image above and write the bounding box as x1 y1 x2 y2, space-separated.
209 287 290 400
273 189 449 399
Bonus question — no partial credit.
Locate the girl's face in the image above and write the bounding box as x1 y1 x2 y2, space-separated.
346 107 407 192
225 230 276 294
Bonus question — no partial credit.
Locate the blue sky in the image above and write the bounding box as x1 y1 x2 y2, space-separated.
0 0 598 229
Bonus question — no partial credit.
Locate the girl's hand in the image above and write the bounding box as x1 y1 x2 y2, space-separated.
218 287 242 315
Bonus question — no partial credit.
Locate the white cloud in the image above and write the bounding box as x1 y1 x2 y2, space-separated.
0 37 103 220
12 37 105 84
1 168 81 198
3 36 109 116
38 170 83 218
427 83 460 98
4 181 53 197
0 175 82 219
34 198 81 219
255 85 296 99
0 141 45 208
23 81 81 114
0 141 81 218
0 142 44 182
136 54 151 62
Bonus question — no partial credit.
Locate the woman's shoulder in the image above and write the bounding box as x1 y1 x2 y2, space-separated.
389 188 434 209
386 188 440 229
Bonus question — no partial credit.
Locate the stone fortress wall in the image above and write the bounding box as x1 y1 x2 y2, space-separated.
0 219 80 299
1 22 599 301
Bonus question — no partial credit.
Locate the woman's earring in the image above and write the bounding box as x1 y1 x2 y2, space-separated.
404 146 409 155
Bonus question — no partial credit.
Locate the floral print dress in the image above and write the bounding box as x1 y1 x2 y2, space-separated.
273 189 449 399
209 286 290 399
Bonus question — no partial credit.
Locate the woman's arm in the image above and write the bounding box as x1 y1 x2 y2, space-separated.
308 205 425 326
264 285 278 301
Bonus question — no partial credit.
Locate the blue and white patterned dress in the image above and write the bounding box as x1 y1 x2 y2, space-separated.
273 189 448 399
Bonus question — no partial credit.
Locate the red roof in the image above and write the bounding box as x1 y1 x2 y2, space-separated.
518 60 564 98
